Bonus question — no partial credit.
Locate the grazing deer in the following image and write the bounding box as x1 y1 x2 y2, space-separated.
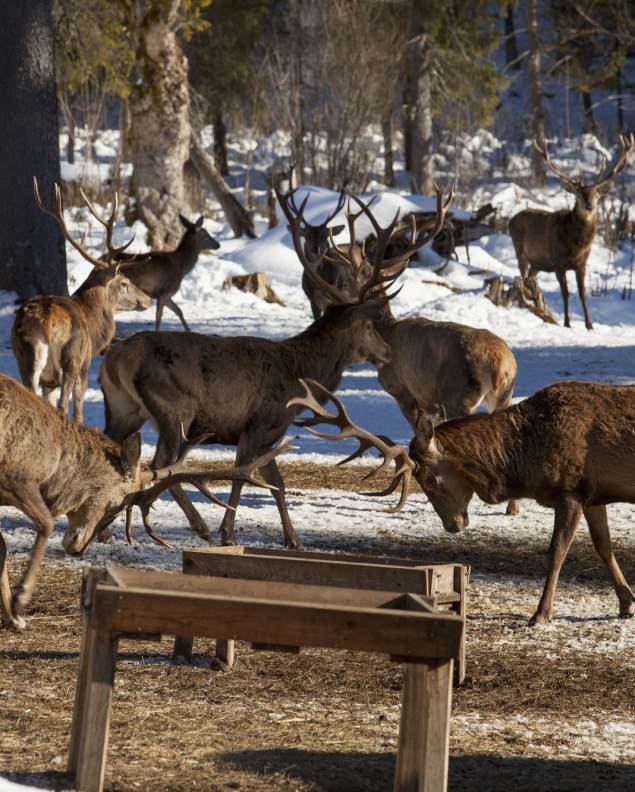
291 379 635 626
115 214 221 331
11 179 152 423
509 134 635 330
279 186 519 515
0 372 292 631
98 187 451 550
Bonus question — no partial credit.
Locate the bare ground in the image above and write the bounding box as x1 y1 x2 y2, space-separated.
1 462 634 792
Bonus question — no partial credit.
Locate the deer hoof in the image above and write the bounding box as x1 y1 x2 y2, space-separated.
505 500 520 516
618 602 635 619
3 614 28 631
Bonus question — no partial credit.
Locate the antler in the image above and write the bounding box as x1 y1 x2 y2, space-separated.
534 135 635 189
276 182 360 306
327 183 454 303
287 378 416 512
121 435 297 548
33 176 133 269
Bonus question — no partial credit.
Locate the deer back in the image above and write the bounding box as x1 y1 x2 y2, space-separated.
377 319 517 422
0 373 142 552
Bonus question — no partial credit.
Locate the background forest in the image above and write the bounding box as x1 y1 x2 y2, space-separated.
1 0 635 302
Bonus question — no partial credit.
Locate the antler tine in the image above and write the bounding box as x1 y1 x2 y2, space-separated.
122 435 297 547
276 183 359 307
79 187 136 264
533 139 580 188
289 378 416 511
593 132 635 187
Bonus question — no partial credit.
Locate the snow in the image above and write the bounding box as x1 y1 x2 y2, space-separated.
1 128 635 787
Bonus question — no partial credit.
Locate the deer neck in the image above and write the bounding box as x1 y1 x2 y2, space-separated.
174 233 199 273
285 317 361 393
434 410 523 504
73 286 117 354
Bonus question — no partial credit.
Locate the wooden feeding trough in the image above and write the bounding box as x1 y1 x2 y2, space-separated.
69 565 464 792
174 547 470 684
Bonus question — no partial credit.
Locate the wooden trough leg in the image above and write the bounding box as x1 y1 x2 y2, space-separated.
73 627 119 792
215 638 236 667
394 659 453 792
172 634 194 660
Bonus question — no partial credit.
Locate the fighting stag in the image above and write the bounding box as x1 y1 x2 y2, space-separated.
290 378 635 626
509 134 635 329
0 371 292 631
98 185 451 550
115 214 221 331
11 178 152 422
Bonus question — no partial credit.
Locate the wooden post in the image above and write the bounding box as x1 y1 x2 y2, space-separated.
73 628 119 792
394 659 453 792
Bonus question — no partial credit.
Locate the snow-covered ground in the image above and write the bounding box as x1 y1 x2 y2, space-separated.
1 130 634 789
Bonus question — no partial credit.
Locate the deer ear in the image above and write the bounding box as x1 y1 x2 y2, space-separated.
120 432 142 474
195 216 204 227
179 214 194 230
330 224 345 237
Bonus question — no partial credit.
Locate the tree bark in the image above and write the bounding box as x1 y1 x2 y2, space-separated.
0 0 67 299
408 30 434 195
527 0 547 186
190 136 255 239
129 0 191 249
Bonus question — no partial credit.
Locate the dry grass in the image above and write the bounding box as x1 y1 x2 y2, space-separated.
1 463 635 791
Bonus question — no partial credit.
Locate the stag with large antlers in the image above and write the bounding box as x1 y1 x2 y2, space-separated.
0 372 292 631
291 378 635 626
509 134 635 329
11 179 152 422
98 187 452 549
280 184 519 514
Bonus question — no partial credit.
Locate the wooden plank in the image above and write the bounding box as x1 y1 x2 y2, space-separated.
74 628 119 792
90 584 463 660
394 660 453 792
183 548 459 594
104 567 407 609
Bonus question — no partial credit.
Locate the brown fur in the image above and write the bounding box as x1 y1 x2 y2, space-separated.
117 215 220 330
12 267 151 422
0 373 142 630
509 137 634 330
411 381 635 624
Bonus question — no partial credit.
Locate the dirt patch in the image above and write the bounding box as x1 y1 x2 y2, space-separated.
1 463 634 791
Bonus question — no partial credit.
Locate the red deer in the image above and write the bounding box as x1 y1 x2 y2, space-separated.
11 179 152 422
0 372 292 631
115 214 220 331
280 186 519 515
509 134 635 330
98 187 451 550
291 378 635 626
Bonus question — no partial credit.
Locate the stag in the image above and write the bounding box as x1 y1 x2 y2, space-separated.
291 378 635 626
0 372 292 631
509 134 635 330
98 188 449 550
11 179 152 422
279 185 519 514
115 214 220 331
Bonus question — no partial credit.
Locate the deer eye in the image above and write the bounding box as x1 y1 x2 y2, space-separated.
424 473 441 490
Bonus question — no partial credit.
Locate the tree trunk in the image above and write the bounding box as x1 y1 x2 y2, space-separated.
527 0 547 187
129 0 191 250
382 113 396 188
504 4 520 71
408 31 434 195
190 136 255 239
0 0 67 299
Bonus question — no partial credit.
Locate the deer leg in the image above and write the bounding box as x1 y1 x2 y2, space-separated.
2 482 55 626
164 298 191 332
575 267 593 330
258 458 302 549
72 367 89 423
529 498 583 626
555 269 571 328
584 505 635 618
151 426 211 539
0 532 23 630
